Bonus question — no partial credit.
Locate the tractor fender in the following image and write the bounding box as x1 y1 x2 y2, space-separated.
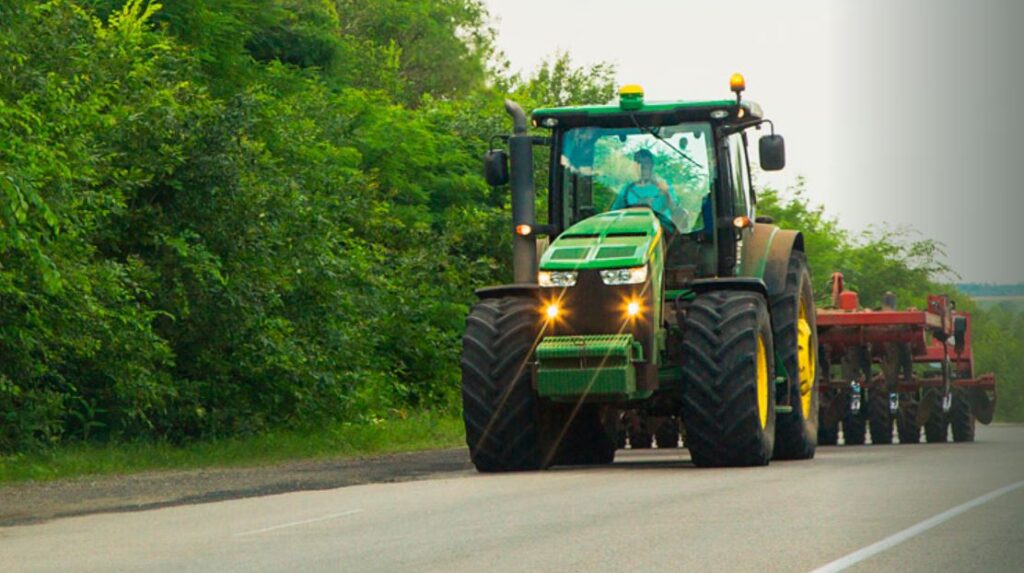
474 284 540 300
688 277 768 299
740 223 805 298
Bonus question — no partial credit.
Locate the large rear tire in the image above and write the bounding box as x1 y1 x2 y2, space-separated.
950 389 976 443
679 291 776 467
868 389 894 445
772 252 820 460
461 296 550 472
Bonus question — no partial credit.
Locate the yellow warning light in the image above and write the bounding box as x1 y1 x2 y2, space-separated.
626 300 641 318
730 73 746 93
733 216 752 229
619 84 644 111
544 303 560 320
515 224 532 236
619 84 644 97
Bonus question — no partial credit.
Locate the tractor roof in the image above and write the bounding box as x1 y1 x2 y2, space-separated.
531 99 763 129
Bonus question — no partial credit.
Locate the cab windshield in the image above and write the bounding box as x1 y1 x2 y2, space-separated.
559 122 715 233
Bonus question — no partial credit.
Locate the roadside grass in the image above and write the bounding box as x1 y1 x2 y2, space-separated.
0 412 465 485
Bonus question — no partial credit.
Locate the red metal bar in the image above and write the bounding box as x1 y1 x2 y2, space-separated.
819 374 996 392
818 326 928 351
893 374 996 392
817 310 942 328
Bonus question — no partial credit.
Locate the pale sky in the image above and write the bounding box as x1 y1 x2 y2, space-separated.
482 0 1024 284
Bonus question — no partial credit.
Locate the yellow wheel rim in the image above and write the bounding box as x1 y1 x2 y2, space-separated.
756 335 769 429
797 297 816 419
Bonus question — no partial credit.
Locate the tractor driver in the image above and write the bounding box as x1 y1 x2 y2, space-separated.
611 148 687 232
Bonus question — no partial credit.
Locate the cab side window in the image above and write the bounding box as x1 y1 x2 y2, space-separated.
727 133 752 218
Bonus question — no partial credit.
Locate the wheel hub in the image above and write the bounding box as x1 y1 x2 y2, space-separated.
797 299 816 419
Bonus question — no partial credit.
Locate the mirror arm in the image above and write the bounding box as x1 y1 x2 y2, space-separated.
488 134 510 149
752 118 775 136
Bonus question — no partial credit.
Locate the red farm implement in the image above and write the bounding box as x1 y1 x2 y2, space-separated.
815 273 997 446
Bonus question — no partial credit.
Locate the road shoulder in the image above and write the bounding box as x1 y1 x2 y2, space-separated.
0 447 471 527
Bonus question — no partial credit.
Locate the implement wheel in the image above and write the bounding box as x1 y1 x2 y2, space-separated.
842 407 867 445
680 291 776 467
924 392 949 443
817 384 840 446
655 417 680 449
897 393 921 444
554 405 617 465
624 410 653 449
868 389 894 445
818 424 839 446
772 252 820 460
630 429 653 449
950 389 976 443
461 296 551 471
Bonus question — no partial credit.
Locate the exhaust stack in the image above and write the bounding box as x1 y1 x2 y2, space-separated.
504 99 537 284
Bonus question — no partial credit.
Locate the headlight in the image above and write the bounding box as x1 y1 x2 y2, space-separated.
538 270 578 287
600 266 648 286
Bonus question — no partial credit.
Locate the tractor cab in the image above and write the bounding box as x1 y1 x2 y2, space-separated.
528 77 785 287
468 76 819 472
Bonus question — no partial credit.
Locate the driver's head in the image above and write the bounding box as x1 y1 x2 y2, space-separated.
633 149 654 179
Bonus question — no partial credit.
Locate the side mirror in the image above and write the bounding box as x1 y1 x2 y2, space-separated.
483 149 509 186
759 134 786 171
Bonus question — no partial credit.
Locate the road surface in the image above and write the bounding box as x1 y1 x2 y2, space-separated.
2 425 1023 572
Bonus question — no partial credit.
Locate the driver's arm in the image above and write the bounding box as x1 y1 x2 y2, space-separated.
611 184 633 210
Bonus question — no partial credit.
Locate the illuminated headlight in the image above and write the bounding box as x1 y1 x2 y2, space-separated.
600 266 648 286
538 270 578 287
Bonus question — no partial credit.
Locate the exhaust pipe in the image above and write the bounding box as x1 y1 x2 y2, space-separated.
504 99 537 284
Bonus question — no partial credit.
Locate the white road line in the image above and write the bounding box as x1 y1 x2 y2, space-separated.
809 479 1024 573
234 509 364 537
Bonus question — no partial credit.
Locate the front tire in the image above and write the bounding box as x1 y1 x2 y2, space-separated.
679 291 776 467
461 296 550 472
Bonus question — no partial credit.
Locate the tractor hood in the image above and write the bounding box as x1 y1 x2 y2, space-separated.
539 209 662 271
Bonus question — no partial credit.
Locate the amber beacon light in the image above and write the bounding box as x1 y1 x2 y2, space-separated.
729 73 746 94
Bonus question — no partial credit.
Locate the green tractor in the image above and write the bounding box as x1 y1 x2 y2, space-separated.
462 75 819 470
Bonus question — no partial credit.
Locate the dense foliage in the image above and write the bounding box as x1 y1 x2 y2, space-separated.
0 1 1017 454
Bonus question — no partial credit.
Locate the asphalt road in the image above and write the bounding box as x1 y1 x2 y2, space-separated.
3 425 1023 572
